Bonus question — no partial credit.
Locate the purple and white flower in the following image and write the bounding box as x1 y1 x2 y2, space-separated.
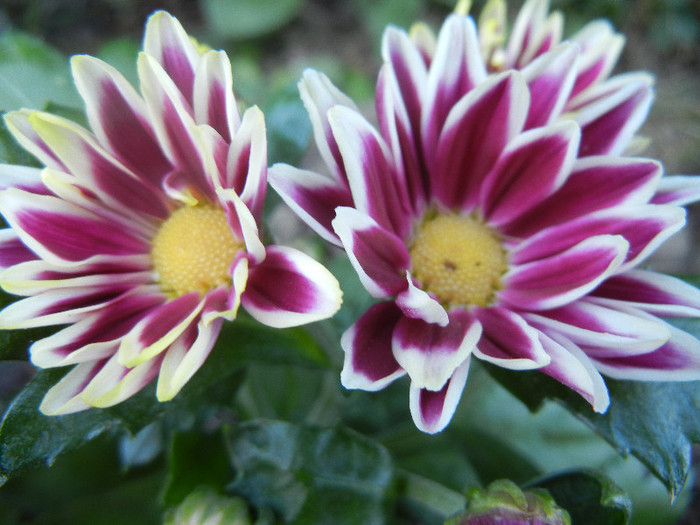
269 13 700 433
0 11 342 414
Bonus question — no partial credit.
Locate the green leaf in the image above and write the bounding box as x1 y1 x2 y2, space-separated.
225 420 395 524
483 363 700 498
162 430 233 506
263 84 312 166
527 469 631 525
202 0 306 40
0 32 80 111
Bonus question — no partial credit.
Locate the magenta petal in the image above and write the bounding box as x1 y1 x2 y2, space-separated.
652 175 700 207
0 229 36 270
392 309 480 391
505 156 662 239
473 307 550 369
242 245 342 328
269 164 352 246
409 359 470 434
576 78 653 156
0 189 148 263
328 106 412 238
340 301 406 391
592 270 700 318
503 235 628 310
480 121 579 226
521 43 579 129
433 71 529 210
512 205 685 271
333 207 410 298
193 50 240 141
591 322 700 381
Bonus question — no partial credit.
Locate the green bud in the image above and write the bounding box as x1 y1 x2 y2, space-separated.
164 487 251 525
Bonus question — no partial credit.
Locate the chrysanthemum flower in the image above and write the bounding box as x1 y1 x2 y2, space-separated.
0 11 342 415
269 15 700 433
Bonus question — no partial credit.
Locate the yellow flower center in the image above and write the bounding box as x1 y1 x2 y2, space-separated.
409 213 507 308
151 205 242 297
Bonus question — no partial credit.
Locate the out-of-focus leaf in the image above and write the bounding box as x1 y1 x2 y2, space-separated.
118 422 162 471
226 419 395 524
0 315 325 481
354 0 423 49
263 84 312 166
202 0 305 40
162 430 233 507
0 32 80 111
97 38 139 87
527 469 631 525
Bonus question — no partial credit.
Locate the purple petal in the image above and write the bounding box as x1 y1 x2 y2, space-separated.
569 21 625 98
71 55 171 182
511 205 685 271
409 359 470 434
332 207 410 298
505 156 662 239
0 229 36 270
503 235 628 310
396 272 449 326
473 307 550 369
392 309 480 391
39 358 108 415
520 43 579 129
143 10 199 104
328 106 412 238
480 121 579 226
526 299 671 357
193 50 240 141
242 245 342 328
0 164 48 194
340 301 406 391
592 270 700 318
0 188 149 264
652 175 700 207
433 71 529 210
575 77 653 156
591 322 700 381
422 15 487 164
118 292 204 367
269 164 352 247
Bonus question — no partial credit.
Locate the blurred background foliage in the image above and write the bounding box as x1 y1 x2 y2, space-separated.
0 1 697 524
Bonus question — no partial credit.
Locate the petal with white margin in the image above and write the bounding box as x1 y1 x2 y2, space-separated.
242 245 342 328
409 358 470 434
340 301 406 391
395 271 449 327
392 309 480 391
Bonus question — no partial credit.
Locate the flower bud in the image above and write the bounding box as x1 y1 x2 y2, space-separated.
164 487 251 525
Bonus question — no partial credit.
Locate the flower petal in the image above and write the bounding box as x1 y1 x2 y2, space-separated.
269 164 352 246
328 106 412 238
0 229 36 271
503 235 628 310
332 207 410 298
392 309 480 391
39 359 106 415
156 317 223 401
340 301 406 391
396 272 449 327
242 245 342 328
193 49 240 140
480 120 579 226
592 270 700 318
569 20 625 98
652 175 700 207
409 358 470 434
71 54 171 181
473 307 550 369
0 164 47 194
537 331 609 412
4 111 67 171
505 156 662 238
118 292 204 367
433 71 529 210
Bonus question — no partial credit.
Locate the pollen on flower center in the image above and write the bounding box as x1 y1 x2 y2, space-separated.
409 213 508 308
151 205 242 297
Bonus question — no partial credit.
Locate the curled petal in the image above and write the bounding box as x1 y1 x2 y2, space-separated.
409 358 470 434
340 301 406 391
392 309 480 391
333 207 410 298
503 235 629 310
396 272 449 327
242 245 342 328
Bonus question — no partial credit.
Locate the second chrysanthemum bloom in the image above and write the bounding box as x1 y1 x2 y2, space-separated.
0 11 342 414
270 12 700 433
